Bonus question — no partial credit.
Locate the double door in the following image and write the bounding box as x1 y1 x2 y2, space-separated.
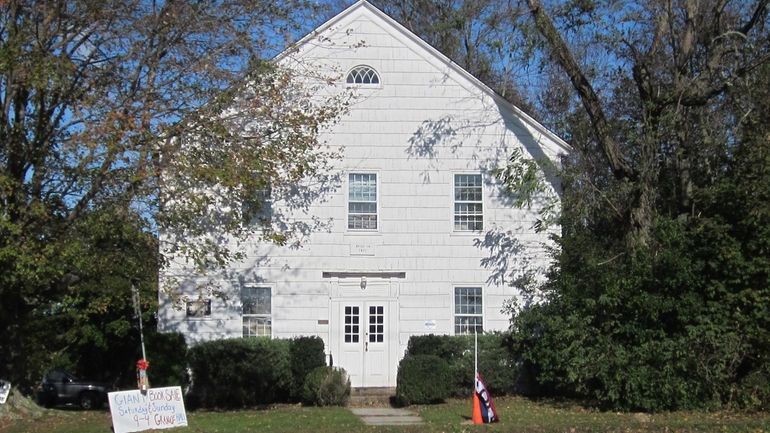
333 300 394 387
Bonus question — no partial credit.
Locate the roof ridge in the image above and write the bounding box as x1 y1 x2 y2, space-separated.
275 0 570 155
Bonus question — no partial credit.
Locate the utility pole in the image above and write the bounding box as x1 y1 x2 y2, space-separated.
131 281 147 362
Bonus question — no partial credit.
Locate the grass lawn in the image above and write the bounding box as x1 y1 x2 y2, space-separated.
1 397 768 433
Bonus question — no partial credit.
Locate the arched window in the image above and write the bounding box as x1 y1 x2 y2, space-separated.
346 65 380 85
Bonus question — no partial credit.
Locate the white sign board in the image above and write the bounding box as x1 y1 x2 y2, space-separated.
108 386 187 433
0 380 10 404
424 320 437 330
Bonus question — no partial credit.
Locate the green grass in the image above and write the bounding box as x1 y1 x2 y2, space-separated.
1 397 768 433
417 397 770 432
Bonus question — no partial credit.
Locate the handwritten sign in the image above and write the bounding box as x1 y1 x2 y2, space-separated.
108 386 187 433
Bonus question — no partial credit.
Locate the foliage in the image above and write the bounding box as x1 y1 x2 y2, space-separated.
142 332 188 389
289 336 327 400
405 333 519 397
509 205 770 411
301 366 351 407
187 337 293 409
404 334 467 360
0 207 159 392
0 0 347 390
493 0 770 412
395 354 451 406
367 0 537 111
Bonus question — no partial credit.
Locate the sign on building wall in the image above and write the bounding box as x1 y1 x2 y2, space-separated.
108 387 187 433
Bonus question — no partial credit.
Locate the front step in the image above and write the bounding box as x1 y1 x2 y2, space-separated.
349 387 396 407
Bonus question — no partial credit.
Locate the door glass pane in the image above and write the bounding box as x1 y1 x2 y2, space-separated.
368 305 384 343
344 306 359 343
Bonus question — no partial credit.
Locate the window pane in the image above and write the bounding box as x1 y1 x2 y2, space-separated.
349 202 376 214
242 286 272 338
368 305 385 343
345 305 360 344
454 316 483 335
346 66 381 85
186 299 211 318
454 287 482 335
454 175 482 231
242 185 272 225
242 287 270 315
349 173 378 230
243 316 271 337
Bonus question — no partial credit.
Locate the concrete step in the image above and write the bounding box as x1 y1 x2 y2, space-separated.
349 387 396 407
350 408 424 426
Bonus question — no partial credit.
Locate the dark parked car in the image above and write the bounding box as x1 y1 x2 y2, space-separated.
36 369 110 409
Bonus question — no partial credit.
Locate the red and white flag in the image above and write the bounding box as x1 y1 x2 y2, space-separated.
475 372 499 423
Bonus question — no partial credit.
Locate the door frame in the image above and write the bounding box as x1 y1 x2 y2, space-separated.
328 278 399 387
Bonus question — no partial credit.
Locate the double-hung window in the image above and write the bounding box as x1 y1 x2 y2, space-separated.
242 286 271 337
242 185 272 226
454 287 483 334
454 174 483 231
348 173 377 230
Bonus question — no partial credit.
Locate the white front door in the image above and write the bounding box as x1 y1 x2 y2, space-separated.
335 300 392 387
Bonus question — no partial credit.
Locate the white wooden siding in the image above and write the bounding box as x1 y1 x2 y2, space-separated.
159 2 566 386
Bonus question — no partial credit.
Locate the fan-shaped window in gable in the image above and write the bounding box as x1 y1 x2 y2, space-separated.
346 65 380 85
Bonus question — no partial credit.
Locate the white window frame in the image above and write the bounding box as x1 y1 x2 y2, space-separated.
453 173 484 231
242 286 272 338
347 172 378 231
345 65 382 88
453 286 483 335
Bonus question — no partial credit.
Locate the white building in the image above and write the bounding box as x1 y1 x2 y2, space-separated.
158 0 568 388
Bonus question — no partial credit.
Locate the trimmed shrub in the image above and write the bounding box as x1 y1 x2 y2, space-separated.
187 337 292 408
301 366 350 406
395 354 451 406
289 336 326 399
405 334 466 360
404 333 518 397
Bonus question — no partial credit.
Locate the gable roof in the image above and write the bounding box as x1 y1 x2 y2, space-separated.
276 0 571 157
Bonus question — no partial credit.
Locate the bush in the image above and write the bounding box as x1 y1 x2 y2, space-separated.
187 337 292 408
144 331 188 388
405 334 467 359
395 355 451 406
508 217 770 411
301 366 350 406
405 333 518 397
289 336 326 400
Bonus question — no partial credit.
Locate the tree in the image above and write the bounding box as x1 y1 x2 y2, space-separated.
1 0 347 388
524 0 770 246
367 0 537 112
502 0 770 410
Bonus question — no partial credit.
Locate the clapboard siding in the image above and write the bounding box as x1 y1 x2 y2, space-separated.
158 1 567 386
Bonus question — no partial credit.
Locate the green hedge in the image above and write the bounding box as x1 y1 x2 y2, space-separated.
187 336 327 409
403 333 518 397
395 354 451 405
301 366 350 406
289 336 326 400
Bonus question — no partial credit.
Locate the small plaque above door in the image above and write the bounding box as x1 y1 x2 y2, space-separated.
350 243 375 256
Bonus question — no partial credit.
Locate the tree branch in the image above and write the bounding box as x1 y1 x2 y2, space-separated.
525 0 636 181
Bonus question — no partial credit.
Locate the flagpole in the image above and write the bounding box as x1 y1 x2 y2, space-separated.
471 326 482 424
474 328 478 380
